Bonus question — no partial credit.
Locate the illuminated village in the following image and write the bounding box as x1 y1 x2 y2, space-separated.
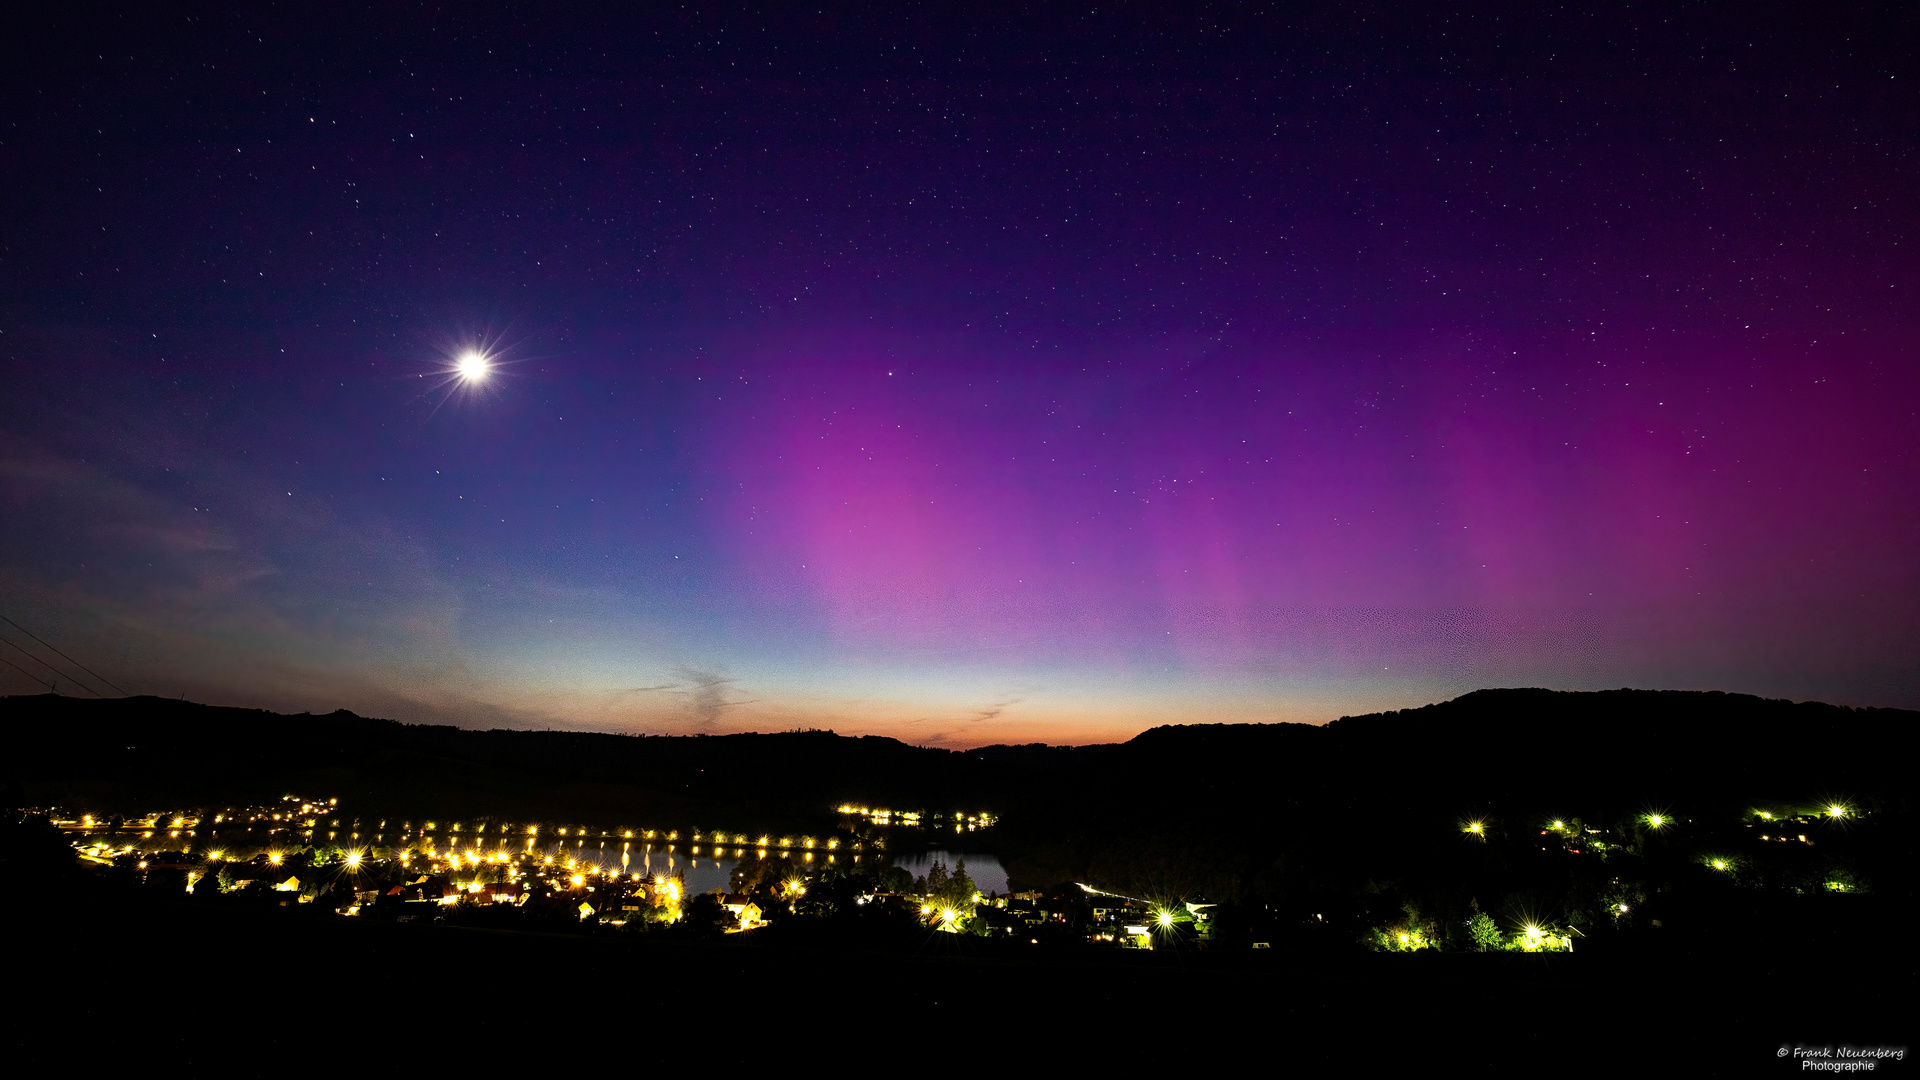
51 796 1039 938
43 794 1871 953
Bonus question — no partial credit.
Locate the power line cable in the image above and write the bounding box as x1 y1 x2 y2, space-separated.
0 635 99 696
0 652 56 692
0 614 126 696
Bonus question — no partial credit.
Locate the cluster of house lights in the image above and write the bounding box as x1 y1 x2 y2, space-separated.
837 805 996 833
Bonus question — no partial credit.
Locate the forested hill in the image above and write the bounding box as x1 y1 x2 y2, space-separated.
977 688 1912 896
1112 686 1910 811
0 695 974 831
4 688 1909 840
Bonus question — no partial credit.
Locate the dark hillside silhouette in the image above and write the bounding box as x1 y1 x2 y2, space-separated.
5 688 1909 898
1 695 976 832
979 688 1912 896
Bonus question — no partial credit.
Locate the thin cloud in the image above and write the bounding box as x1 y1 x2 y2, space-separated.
973 697 1024 721
675 665 741 724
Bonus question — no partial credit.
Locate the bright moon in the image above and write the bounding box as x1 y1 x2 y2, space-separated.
456 352 490 381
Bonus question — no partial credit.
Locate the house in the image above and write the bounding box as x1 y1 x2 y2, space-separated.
1089 899 1143 924
720 893 765 931
1186 901 1217 941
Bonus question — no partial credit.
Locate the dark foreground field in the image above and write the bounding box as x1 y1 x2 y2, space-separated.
8 876 1906 1075
6 687 1911 1073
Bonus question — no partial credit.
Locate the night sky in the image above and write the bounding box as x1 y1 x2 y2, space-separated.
2 5 1915 744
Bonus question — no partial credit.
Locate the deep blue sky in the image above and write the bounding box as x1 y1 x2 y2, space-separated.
2 5 1915 743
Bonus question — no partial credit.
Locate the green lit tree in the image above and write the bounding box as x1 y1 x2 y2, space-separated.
1467 899 1506 951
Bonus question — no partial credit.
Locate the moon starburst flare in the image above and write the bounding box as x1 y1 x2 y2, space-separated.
456 352 491 383
417 333 516 412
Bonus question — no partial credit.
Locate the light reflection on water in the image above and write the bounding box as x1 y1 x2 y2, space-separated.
111 830 1010 897
546 843 1008 896
893 850 1008 895
545 843 731 895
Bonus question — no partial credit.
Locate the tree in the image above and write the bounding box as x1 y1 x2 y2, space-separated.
680 892 730 937
1467 900 1506 951
934 860 977 908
